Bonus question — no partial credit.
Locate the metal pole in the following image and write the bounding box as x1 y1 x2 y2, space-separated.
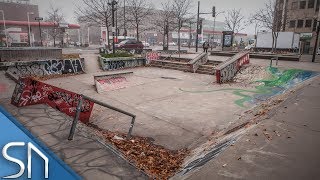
27 13 32 47
38 20 43 46
124 0 126 39
312 10 320 62
116 6 118 41
87 26 90 44
196 1 200 52
212 16 216 50
112 0 116 54
0 10 8 47
312 21 320 62
127 116 135 139
68 97 83 140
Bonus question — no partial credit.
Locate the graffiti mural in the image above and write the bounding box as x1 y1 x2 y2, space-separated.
94 72 133 93
11 77 94 123
6 59 85 78
0 83 6 93
216 52 250 83
181 67 319 107
100 57 146 71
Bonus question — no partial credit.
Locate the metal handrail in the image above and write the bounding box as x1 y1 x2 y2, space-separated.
68 94 136 141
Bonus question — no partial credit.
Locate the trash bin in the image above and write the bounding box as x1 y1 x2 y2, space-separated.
99 47 106 54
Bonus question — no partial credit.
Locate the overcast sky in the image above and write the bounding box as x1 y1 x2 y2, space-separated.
31 0 269 35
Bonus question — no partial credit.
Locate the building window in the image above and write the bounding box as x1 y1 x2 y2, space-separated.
308 0 315 8
297 20 304 28
305 19 312 27
300 1 306 9
289 20 296 28
313 19 318 31
292 1 298 9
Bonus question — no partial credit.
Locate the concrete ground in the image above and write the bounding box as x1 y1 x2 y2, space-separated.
1 50 320 179
0 97 147 180
44 66 246 150
36 54 320 151
185 75 320 180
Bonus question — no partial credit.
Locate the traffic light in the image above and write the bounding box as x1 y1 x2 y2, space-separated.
123 29 127 36
212 6 216 17
197 20 203 34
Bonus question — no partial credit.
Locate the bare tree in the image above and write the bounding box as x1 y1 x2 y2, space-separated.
126 0 153 41
252 0 285 52
152 1 175 50
224 8 245 45
172 0 192 52
46 5 64 47
76 0 112 48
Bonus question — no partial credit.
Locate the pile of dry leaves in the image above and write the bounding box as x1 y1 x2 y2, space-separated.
87 123 189 179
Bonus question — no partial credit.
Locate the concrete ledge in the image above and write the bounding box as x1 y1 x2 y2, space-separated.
99 56 146 71
94 72 134 93
2 59 85 80
0 47 62 62
211 51 300 61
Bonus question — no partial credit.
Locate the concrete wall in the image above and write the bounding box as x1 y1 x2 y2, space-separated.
0 48 62 62
3 58 85 81
99 57 146 71
216 52 250 84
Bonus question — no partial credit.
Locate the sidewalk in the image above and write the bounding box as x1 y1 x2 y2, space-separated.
0 98 147 180
186 76 320 180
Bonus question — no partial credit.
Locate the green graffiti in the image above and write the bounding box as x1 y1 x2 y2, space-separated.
180 67 316 107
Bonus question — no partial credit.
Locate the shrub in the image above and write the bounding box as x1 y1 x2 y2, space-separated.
100 50 133 58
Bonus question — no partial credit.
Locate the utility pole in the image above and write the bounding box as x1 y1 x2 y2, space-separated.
312 10 320 62
196 1 200 52
108 0 117 54
124 0 127 38
35 17 43 46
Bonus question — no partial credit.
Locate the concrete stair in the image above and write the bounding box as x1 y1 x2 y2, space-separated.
195 61 220 75
150 61 190 72
196 65 215 75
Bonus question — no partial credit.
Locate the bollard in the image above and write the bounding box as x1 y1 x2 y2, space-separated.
68 96 83 141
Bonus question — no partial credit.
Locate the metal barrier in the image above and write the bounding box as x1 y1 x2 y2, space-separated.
270 56 279 67
68 94 136 141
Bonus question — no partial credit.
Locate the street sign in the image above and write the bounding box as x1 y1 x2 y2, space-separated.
59 23 69 28
111 27 116 33
35 17 43 21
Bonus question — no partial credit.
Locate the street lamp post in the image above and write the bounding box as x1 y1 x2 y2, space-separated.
0 10 8 47
27 12 34 47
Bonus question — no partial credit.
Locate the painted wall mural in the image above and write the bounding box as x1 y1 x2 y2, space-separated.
216 52 250 84
6 59 85 78
11 77 94 123
181 67 319 107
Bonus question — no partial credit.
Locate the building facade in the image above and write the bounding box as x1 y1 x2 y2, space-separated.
280 0 320 54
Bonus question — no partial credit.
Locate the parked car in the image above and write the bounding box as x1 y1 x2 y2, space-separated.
245 44 254 50
169 42 176 46
181 42 188 47
142 41 150 48
115 40 144 54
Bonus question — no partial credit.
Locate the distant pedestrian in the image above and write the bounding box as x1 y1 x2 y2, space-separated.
203 41 209 53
